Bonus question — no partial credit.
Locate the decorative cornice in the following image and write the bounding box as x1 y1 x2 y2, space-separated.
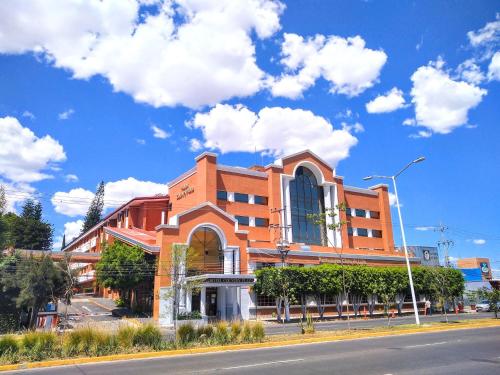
343 185 378 196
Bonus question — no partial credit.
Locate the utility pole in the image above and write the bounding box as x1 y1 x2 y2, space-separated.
269 206 291 266
435 223 454 267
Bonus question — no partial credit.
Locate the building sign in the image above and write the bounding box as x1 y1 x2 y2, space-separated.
406 246 440 267
320 258 367 265
460 268 483 282
480 262 490 275
176 184 194 200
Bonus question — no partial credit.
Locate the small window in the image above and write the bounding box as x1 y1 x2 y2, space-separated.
217 191 227 201
372 229 382 238
370 211 380 219
234 193 249 203
254 195 268 205
355 209 366 217
235 215 249 226
255 218 269 227
357 228 368 237
256 262 274 270
347 227 353 236
346 208 352 217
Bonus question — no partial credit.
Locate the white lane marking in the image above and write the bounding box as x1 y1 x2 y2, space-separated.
404 340 460 349
81 305 92 313
221 358 304 370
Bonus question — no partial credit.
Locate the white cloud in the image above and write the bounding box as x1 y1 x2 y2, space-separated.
151 125 170 139
0 116 66 183
409 130 432 139
0 0 284 109
488 51 500 81
136 138 146 145
51 188 95 217
472 239 486 245
64 174 79 183
22 111 35 120
409 58 487 134
415 226 435 231
0 180 36 213
402 118 416 126
455 59 485 85
388 192 402 208
341 122 364 134
58 108 74 120
271 33 387 98
365 87 406 114
64 219 84 242
467 14 500 47
191 104 358 167
189 138 203 152
52 177 168 217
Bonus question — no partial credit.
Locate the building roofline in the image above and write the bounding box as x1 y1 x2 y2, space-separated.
217 164 268 178
343 185 378 196
62 195 169 251
104 227 160 253
275 149 334 172
167 167 196 188
369 183 389 190
194 151 217 161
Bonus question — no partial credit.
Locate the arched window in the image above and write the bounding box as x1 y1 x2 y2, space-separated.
189 227 223 274
290 166 326 245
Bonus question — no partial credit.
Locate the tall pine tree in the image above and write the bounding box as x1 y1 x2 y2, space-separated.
61 234 66 250
11 199 53 250
81 181 105 234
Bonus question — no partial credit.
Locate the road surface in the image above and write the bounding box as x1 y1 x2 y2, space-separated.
5 325 499 374
264 311 496 335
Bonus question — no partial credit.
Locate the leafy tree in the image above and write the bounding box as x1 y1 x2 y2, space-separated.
2 253 69 328
478 288 500 318
81 181 105 234
61 234 66 250
10 200 53 250
96 241 153 306
0 186 7 249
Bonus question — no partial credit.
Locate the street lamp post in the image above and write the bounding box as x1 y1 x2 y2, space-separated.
363 156 425 325
277 239 290 267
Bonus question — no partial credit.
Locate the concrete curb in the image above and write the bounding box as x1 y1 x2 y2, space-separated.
1 320 499 372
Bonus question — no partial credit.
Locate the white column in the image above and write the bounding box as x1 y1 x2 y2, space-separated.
200 287 206 316
249 217 256 227
161 211 166 225
234 248 240 274
248 194 255 204
323 184 335 246
333 183 343 248
240 286 252 320
281 175 293 242
227 192 235 202
224 249 234 274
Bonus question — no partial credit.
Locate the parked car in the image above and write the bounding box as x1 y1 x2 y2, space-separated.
476 300 490 312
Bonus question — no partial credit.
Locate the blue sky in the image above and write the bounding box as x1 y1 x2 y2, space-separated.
0 1 498 272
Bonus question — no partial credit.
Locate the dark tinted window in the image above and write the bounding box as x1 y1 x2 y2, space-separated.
255 218 269 227
234 193 249 203
357 228 368 237
347 227 353 235
290 167 326 246
217 191 227 201
254 195 268 205
370 211 380 219
346 208 352 216
235 215 249 226
372 229 382 238
355 209 366 217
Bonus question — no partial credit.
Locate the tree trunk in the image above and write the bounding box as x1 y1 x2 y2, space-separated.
284 296 290 322
335 293 344 318
300 294 307 320
275 297 282 321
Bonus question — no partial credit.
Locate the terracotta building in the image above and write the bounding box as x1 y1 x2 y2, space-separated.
64 150 419 325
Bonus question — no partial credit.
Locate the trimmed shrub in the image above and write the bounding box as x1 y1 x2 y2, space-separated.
214 322 230 345
0 335 18 356
251 322 265 342
241 322 252 343
117 325 136 349
133 324 162 349
230 321 241 342
177 323 196 345
21 331 58 360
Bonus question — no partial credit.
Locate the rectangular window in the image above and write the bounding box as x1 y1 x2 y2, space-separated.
369 211 380 219
355 209 366 217
357 228 368 237
217 190 227 201
347 227 353 236
234 193 249 203
346 207 352 216
254 195 268 205
235 215 249 226
257 294 275 307
372 229 382 238
256 262 274 270
255 217 269 227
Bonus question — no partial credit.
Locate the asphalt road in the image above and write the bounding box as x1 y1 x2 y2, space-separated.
6 326 500 374
265 311 496 335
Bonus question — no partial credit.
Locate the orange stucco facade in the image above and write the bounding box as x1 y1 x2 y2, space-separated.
64 150 419 324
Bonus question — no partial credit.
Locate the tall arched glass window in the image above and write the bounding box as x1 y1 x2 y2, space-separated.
189 227 223 274
290 166 326 245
